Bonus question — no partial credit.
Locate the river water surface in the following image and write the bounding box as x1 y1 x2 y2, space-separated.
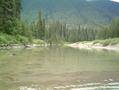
0 46 119 90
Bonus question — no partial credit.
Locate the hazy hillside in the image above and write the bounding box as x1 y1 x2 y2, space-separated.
22 0 119 27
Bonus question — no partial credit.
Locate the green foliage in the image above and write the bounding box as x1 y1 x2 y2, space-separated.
0 35 8 44
15 35 29 44
33 39 46 44
102 40 112 46
0 34 18 44
0 0 22 33
98 17 119 40
34 11 45 40
0 16 33 44
45 21 65 44
0 0 33 45
6 17 22 35
0 0 33 44
0 0 31 44
0 33 29 44
20 21 33 43
110 18 119 38
93 38 119 46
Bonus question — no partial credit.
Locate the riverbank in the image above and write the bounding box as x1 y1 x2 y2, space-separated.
0 43 52 49
0 38 47 49
67 38 119 51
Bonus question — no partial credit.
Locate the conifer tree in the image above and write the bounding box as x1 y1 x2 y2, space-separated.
36 11 45 39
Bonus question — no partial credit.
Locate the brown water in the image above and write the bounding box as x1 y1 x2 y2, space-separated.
0 46 119 90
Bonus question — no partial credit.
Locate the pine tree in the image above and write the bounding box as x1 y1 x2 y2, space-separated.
0 0 21 34
36 11 45 39
0 0 4 32
15 0 21 19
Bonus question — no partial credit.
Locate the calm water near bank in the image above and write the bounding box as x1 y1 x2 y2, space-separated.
0 46 119 90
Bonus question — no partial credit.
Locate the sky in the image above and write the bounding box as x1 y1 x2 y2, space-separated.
111 0 119 3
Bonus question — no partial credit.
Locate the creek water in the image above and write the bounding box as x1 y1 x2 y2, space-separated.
0 46 119 90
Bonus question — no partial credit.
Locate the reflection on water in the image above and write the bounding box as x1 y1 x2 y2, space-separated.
0 46 119 90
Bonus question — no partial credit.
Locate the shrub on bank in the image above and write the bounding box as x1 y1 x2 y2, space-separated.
93 38 119 46
0 33 29 45
33 39 46 44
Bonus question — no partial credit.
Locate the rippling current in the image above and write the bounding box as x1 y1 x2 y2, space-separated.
19 82 119 90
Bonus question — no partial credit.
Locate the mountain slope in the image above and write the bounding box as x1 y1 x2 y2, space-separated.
22 0 119 27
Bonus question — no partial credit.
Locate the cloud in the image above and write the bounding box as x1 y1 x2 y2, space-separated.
86 0 119 2
110 0 119 3
86 0 119 3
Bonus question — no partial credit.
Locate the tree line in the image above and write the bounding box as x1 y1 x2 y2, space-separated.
28 11 119 44
30 11 98 44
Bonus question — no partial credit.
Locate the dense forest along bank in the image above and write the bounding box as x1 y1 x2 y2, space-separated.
0 47 119 90
67 38 119 51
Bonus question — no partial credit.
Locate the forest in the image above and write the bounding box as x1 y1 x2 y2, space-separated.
0 0 119 46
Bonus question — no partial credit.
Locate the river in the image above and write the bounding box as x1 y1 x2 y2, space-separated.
0 46 119 90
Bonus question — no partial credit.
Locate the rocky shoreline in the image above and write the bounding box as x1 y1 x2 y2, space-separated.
0 44 50 49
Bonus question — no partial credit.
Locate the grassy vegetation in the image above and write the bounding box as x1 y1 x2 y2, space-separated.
93 38 119 46
0 33 29 45
32 39 46 44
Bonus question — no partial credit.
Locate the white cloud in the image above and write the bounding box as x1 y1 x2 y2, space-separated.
111 0 119 3
86 0 119 3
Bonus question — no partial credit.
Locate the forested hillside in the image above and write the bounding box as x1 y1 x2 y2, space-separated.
22 0 119 27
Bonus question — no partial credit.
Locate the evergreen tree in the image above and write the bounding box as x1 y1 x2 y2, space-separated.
0 0 21 34
36 11 45 40
0 0 4 32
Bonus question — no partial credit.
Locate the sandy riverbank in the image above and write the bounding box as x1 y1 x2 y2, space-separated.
66 42 119 51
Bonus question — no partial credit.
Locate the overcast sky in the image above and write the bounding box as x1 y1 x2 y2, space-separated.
111 0 119 3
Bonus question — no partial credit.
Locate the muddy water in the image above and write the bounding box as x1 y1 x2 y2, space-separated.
0 47 119 90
